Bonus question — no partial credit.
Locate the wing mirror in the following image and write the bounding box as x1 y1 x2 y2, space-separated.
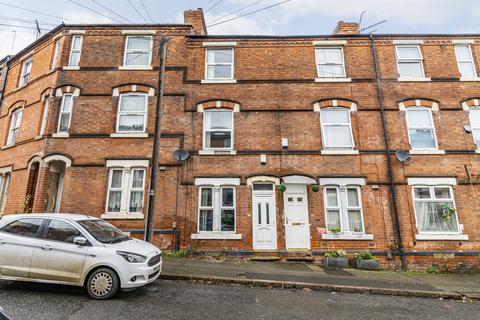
73 236 88 246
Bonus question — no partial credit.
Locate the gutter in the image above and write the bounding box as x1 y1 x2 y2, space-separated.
369 34 406 270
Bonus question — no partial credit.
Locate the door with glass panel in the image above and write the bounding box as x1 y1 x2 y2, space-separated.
252 184 276 250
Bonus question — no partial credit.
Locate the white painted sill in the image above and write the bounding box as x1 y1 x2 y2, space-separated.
321 149 359 155
460 77 480 82
63 66 80 70
397 77 431 82
191 233 242 240
415 234 469 241
201 79 237 84
315 78 352 83
322 233 374 240
1 144 15 150
199 149 237 156
110 133 149 138
118 65 153 70
52 133 70 138
101 213 145 220
476 149 480 154
410 149 445 155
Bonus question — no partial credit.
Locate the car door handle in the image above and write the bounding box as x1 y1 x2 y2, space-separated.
41 244 53 251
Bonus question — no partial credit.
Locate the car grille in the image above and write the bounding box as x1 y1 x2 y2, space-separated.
148 270 160 280
148 253 161 266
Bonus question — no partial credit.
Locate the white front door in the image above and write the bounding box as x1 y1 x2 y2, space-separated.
252 184 277 250
284 184 311 250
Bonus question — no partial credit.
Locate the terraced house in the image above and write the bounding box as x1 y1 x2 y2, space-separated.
0 8 479 270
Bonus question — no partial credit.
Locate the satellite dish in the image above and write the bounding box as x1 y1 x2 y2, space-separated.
395 150 411 162
464 126 472 134
174 149 190 161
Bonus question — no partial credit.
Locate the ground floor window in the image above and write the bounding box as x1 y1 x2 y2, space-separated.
0 172 11 213
324 186 364 233
413 186 459 233
106 168 145 214
198 186 236 233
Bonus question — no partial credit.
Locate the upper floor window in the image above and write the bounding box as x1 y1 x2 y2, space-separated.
205 48 234 80
116 94 148 133
106 168 145 214
198 186 236 233
7 108 22 145
51 40 61 70
396 45 424 78
469 107 480 148
39 99 50 136
19 57 32 86
413 186 459 233
0 172 11 213
406 107 437 149
324 186 364 233
315 47 346 78
123 36 153 67
320 107 354 149
57 94 74 133
68 35 83 67
203 109 233 150
455 45 477 79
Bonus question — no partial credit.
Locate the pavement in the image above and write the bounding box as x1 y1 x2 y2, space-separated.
1 279 480 320
161 256 480 300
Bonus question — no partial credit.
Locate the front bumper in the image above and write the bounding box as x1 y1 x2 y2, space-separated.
120 256 162 289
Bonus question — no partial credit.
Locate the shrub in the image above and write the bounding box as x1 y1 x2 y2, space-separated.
354 250 378 261
325 249 347 258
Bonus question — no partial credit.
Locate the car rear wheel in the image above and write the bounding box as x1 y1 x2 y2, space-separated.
86 268 119 300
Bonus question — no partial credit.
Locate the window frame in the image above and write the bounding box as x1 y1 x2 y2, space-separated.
411 185 461 235
57 94 74 133
116 93 148 133
204 47 234 80
320 107 355 149
39 99 50 136
454 44 477 79
323 185 365 234
197 185 236 234
202 109 234 151
395 45 425 78
0 172 11 213
7 108 22 145
405 106 438 150
19 57 32 87
315 46 347 79
68 35 83 67
105 167 146 215
469 106 480 148
51 40 61 70
123 35 153 67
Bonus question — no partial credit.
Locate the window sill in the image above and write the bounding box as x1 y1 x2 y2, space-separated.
476 149 480 154
1 144 15 150
321 149 359 155
415 234 468 241
118 66 153 70
201 79 237 84
63 66 80 70
52 133 70 138
199 149 237 156
110 133 148 138
191 233 242 240
14 84 27 92
315 78 352 83
101 213 145 220
397 77 431 82
410 149 445 155
460 77 480 82
34 135 44 140
322 233 374 240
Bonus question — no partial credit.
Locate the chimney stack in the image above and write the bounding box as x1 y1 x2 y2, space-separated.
333 21 359 35
184 8 207 35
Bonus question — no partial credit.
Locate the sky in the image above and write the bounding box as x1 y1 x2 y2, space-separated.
0 0 479 58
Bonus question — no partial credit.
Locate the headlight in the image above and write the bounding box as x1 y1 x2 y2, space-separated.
116 251 147 263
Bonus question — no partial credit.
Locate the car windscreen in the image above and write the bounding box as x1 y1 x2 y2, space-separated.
78 219 129 244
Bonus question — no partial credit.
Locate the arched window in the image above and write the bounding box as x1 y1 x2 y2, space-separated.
116 93 148 133
405 106 437 149
468 106 480 147
203 109 233 150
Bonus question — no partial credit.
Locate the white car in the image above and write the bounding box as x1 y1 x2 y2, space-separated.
0 214 162 299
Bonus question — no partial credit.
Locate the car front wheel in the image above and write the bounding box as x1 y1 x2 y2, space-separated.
86 268 119 300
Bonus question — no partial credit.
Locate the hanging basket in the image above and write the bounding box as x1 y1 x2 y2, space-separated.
311 185 320 193
277 184 286 192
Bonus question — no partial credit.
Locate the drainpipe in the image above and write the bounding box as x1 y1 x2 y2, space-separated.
0 56 11 108
369 34 406 270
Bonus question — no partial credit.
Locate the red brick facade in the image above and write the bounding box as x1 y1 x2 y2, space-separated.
0 9 479 270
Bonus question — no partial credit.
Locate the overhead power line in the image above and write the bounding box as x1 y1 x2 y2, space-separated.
207 0 292 28
0 22 50 31
89 0 133 23
0 1 86 24
205 0 225 14
68 0 122 23
127 0 149 23
139 0 154 23
207 0 265 25
0 16 58 27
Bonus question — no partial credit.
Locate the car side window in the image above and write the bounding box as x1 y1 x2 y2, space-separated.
0 218 44 237
45 220 81 243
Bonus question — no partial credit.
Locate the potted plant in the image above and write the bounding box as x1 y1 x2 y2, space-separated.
329 226 341 234
354 250 380 270
441 204 456 222
324 249 348 268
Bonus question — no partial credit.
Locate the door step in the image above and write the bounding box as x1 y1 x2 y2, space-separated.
250 256 282 261
285 256 315 262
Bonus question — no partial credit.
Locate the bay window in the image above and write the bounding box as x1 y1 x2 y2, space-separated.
198 186 236 233
470 107 480 147
123 36 153 67
320 107 354 149
106 168 145 215
324 186 364 233
203 109 233 150
57 94 74 133
7 109 22 145
396 45 424 78
68 35 83 67
116 94 148 133
406 107 437 149
51 40 61 70
39 99 49 136
315 47 346 78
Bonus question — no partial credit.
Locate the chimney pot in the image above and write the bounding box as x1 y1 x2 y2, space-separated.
334 21 359 35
